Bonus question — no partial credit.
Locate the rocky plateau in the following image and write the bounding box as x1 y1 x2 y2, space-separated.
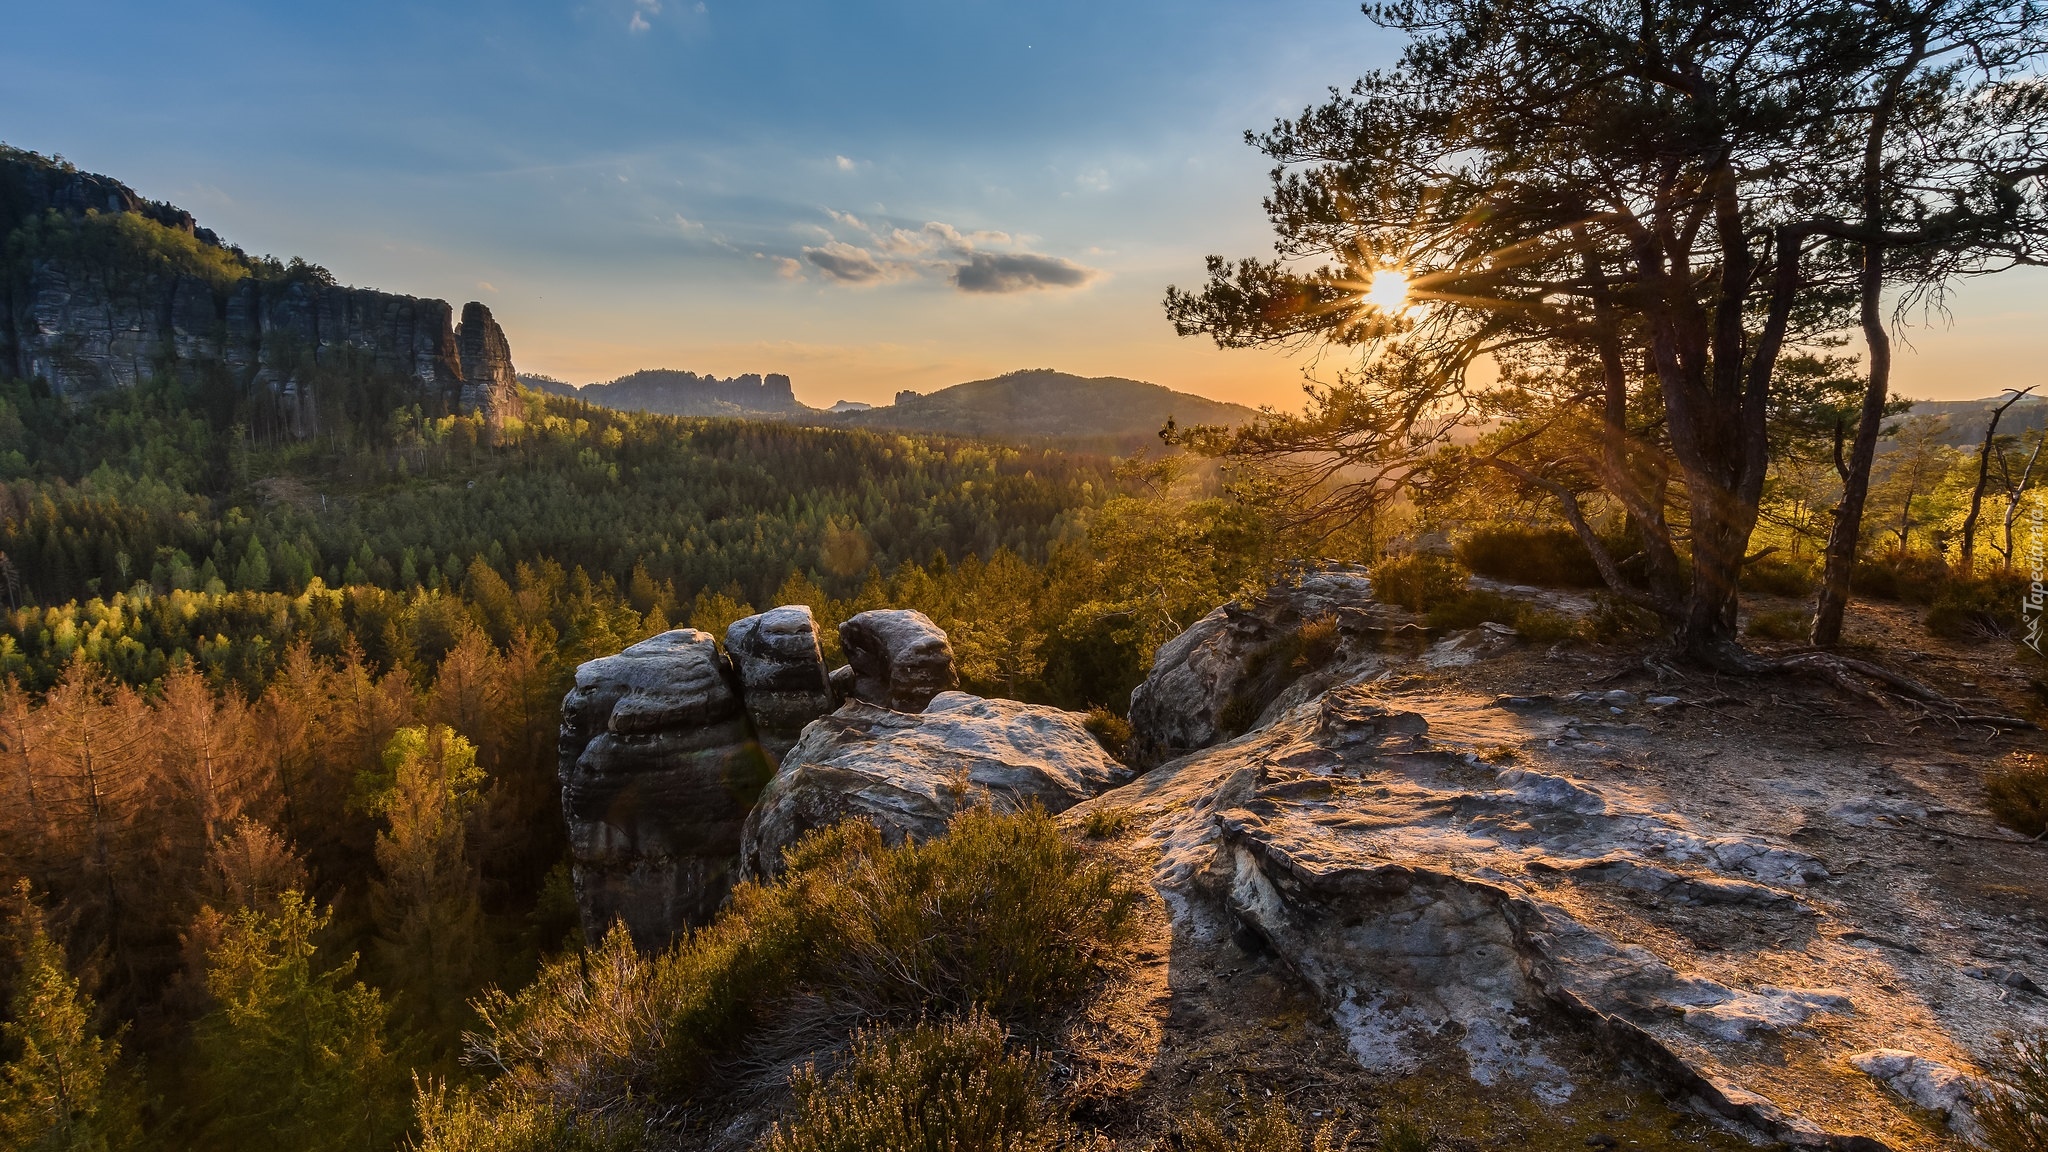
561 567 2048 1149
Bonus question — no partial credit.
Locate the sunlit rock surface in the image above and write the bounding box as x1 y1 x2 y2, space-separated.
738 691 1129 879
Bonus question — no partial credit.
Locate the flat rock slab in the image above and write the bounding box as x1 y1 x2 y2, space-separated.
1069 681 2015 1150
740 691 1130 878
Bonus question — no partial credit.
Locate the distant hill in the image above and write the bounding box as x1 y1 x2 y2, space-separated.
525 366 1262 446
1903 394 2048 446
825 369 1259 442
523 369 809 418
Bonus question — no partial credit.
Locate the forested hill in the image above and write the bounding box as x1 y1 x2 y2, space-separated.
0 145 519 429
825 368 1259 445
523 365 1261 447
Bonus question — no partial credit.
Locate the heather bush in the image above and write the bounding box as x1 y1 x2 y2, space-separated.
1988 756 2048 837
1454 525 1611 588
1978 1031 2048 1152
429 807 1139 1141
763 1013 1067 1152
1175 1087 1349 1152
1368 554 1467 613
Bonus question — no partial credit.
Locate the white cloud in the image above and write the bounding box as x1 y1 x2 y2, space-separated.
674 214 703 233
628 9 651 33
835 155 857 171
803 241 895 284
477 281 498 293
797 210 1100 294
773 256 804 280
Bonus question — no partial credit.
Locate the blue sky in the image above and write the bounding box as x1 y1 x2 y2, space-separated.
3 0 2041 406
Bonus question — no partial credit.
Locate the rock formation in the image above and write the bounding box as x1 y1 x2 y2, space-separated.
723 605 834 764
0 145 517 424
557 629 771 949
1126 564 1381 769
739 692 1130 879
835 609 959 712
1073 585 2042 1148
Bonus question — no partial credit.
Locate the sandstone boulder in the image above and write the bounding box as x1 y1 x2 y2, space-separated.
724 605 835 764
1126 563 1380 769
558 629 771 948
738 691 1130 879
837 608 959 712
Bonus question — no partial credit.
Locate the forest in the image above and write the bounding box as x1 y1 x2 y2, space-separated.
0 361 1312 1149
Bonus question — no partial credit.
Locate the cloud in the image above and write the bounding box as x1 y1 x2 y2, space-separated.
951 251 1099 293
773 256 805 279
795 210 1099 293
477 281 498 293
835 155 858 171
629 10 650 32
674 214 703 233
803 241 893 283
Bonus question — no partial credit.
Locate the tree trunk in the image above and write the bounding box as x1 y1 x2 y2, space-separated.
1811 26 1928 646
1811 256 1890 645
1962 389 2033 573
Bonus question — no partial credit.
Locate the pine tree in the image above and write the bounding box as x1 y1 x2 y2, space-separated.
193 892 405 1152
358 726 489 1046
0 882 141 1152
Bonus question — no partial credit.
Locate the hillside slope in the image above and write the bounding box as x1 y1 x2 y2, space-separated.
825 369 1258 441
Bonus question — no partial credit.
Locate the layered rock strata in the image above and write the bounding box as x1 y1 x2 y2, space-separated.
1075 676 2027 1148
557 629 771 949
836 608 960 712
724 605 835 764
1126 563 1382 769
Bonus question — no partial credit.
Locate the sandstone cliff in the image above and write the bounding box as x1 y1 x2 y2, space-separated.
0 145 517 427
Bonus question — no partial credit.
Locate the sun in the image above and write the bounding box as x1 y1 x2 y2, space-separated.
1365 269 1410 312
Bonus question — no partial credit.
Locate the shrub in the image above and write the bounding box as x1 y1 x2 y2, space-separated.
1584 596 1663 644
1741 555 1816 597
1081 807 1135 840
1851 553 1951 603
1294 613 1341 669
1926 570 2028 642
1368 554 1468 613
1424 589 1523 630
1988 756 2048 837
444 807 1140 1131
1423 590 1575 644
1175 1087 1348 1152
1455 525 1612 588
1744 608 1810 641
1081 709 1131 762
764 1013 1066 1152
1978 1032 2048 1152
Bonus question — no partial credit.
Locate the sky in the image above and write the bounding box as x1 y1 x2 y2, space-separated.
3 0 2044 408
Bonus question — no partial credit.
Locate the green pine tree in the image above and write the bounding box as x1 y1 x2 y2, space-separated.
0 882 142 1152
193 891 407 1152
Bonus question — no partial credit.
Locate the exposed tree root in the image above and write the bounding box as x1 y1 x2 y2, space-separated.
1767 650 2036 730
